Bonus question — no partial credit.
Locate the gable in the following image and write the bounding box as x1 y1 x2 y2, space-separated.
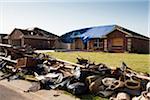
106 29 131 38
9 29 24 39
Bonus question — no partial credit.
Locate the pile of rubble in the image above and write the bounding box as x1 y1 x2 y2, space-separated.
0 43 150 100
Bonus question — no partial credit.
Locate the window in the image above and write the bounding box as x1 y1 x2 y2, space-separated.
93 39 103 48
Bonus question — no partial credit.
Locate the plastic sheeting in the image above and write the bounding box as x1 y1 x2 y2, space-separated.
60 28 90 43
73 25 116 43
61 25 116 43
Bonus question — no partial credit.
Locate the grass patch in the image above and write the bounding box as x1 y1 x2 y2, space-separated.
47 52 150 73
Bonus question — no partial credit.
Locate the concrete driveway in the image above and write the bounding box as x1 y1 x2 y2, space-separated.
0 79 77 100
0 85 29 100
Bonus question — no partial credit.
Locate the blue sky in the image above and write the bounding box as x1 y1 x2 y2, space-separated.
0 0 149 37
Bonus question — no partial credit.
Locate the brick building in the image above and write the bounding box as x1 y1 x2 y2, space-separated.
8 27 59 50
61 25 149 53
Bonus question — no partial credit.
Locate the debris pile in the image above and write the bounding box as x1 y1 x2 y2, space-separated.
0 43 150 100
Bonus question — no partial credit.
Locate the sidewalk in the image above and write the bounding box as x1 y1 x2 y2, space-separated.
0 79 77 100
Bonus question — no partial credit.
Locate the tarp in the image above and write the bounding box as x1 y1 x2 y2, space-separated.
74 25 116 43
61 28 90 43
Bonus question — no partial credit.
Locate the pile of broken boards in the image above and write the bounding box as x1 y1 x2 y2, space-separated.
0 44 150 100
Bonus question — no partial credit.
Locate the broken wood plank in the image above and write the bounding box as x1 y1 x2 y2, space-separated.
0 43 12 48
135 74 150 81
0 56 17 63
126 73 150 81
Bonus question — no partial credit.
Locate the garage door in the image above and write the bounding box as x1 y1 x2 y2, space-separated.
112 38 123 46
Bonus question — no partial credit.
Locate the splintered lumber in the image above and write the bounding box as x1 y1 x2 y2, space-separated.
125 68 150 81
0 43 12 48
56 58 85 68
0 56 17 63
126 73 150 81
135 74 150 81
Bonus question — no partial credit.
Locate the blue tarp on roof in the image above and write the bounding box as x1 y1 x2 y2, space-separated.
60 28 91 43
61 24 149 43
74 25 116 43
61 25 117 43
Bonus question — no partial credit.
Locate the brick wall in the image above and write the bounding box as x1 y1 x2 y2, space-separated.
131 37 149 53
24 38 50 50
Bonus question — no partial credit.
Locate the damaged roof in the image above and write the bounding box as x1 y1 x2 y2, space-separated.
60 28 91 43
11 27 59 38
74 25 116 40
61 25 149 43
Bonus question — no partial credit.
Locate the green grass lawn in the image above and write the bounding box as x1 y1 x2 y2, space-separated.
47 52 150 73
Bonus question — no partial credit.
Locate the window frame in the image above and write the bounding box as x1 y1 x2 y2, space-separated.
93 39 103 48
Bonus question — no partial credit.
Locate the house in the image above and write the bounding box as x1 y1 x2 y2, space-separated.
8 27 59 50
61 25 149 53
